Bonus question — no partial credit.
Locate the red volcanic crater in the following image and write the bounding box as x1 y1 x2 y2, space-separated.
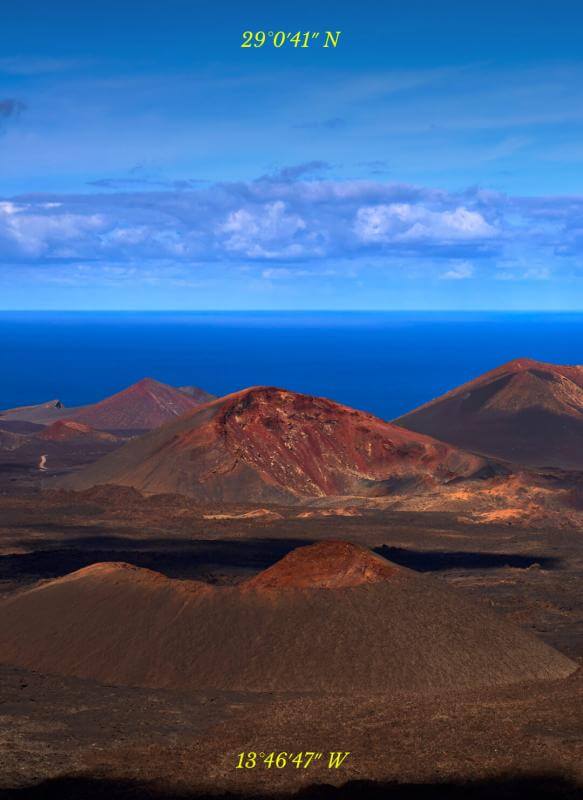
397 358 583 470
0 541 575 694
246 540 404 589
59 386 490 502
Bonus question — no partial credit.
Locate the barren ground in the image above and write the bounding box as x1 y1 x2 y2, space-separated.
0 486 582 798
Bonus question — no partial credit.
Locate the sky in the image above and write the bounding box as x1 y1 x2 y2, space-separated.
2 0 583 310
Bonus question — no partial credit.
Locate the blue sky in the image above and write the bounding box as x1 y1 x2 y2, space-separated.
2 0 583 309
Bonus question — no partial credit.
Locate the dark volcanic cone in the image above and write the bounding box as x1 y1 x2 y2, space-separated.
57 386 490 502
396 358 583 470
0 541 576 694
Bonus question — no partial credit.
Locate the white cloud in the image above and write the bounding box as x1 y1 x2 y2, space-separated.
0 201 24 215
441 260 475 280
0 203 106 257
218 200 308 258
0 174 580 288
354 203 497 244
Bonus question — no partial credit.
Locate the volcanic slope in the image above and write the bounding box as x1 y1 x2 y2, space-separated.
69 378 206 431
0 429 26 451
396 358 583 470
58 386 491 502
177 385 216 404
0 541 576 694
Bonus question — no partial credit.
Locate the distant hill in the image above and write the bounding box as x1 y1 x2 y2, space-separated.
0 399 78 426
0 378 214 433
1 379 215 433
36 420 119 443
396 358 583 469
59 386 490 502
68 377 204 431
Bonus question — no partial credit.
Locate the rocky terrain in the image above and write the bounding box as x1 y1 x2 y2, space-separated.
1 361 583 798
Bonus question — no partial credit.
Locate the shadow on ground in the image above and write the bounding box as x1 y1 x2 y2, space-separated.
376 545 558 571
0 537 313 584
2 773 582 799
0 538 559 588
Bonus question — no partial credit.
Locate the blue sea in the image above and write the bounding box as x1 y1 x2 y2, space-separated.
1 312 583 420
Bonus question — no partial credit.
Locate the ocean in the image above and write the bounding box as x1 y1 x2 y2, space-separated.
1 311 583 420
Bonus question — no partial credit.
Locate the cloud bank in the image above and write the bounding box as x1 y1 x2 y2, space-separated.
0 170 581 289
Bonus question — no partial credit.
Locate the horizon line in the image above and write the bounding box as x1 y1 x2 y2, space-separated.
2 309 583 314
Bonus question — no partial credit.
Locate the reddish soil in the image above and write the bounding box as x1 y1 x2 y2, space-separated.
37 420 119 443
58 386 490 502
245 540 404 588
3 369 583 798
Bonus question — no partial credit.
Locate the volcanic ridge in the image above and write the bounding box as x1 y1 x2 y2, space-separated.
397 358 583 469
